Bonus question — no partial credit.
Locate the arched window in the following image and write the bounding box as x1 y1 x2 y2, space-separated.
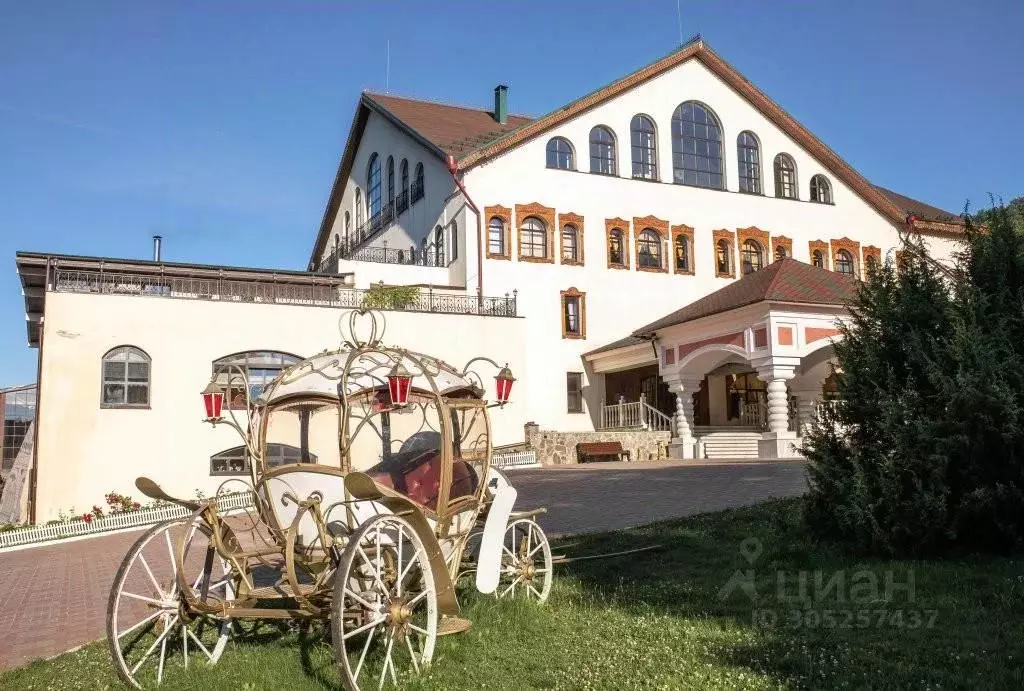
101 346 150 408
434 225 445 266
412 162 424 202
608 228 625 266
344 211 351 246
520 217 548 259
589 126 616 175
835 249 855 275
630 114 657 180
354 188 363 229
638 229 662 269
367 153 382 217
546 137 575 170
774 154 798 199
386 156 395 205
450 221 458 261
737 131 761 194
561 224 579 262
810 174 832 204
775 244 788 261
674 235 690 272
488 217 506 257
211 443 316 476
561 287 586 339
212 351 303 408
812 250 825 268
672 102 723 189
741 240 764 275
716 239 731 275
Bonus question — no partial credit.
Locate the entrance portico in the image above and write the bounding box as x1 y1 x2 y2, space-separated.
624 259 858 459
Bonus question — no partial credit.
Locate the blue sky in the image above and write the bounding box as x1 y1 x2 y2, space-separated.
1 0 1021 384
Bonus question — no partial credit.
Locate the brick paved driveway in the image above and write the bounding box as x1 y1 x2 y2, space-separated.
0 459 806 670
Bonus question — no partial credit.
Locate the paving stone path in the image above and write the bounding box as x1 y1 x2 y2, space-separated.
0 459 806 670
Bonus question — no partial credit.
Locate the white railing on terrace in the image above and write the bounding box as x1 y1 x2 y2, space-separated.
492 449 539 469
0 491 255 550
53 269 519 317
599 397 673 432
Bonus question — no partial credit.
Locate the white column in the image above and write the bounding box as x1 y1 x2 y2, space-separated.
668 376 701 459
756 365 798 459
794 393 820 437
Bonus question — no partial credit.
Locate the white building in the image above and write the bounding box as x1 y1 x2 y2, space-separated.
12 38 965 522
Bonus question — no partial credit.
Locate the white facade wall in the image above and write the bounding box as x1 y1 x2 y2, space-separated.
33 291 526 521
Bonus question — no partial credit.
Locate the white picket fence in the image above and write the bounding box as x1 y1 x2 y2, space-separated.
0 491 255 550
492 449 540 469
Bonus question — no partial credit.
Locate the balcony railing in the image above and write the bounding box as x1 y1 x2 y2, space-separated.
53 269 518 317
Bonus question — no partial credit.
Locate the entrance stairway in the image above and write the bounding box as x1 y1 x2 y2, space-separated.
695 427 761 459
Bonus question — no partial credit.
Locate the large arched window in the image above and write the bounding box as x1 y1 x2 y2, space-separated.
638 229 663 269
810 174 832 204
386 156 395 206
608 228 625 266
675 235 690 273
561 224 579 262
488 217 506 257
630 114 657 180
520 217 548 259
737 131 761 194
716 239 732 275
412 162 424 202
834 249 855 275
434 225 445 266
101 346 151 408
212 351 302 408
211 443 316 476
589 126 616 175
546 137 575 170
672 102 723 189
367 153 382 217
741 240 764 275
774 154 798 199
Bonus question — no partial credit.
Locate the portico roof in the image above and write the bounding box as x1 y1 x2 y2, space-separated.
633 259 858 336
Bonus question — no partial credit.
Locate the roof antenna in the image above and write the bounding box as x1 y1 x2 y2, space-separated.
676 0 684 45
385 39 390 93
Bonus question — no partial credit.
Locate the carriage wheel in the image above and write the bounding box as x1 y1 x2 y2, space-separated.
496 519 552 604
331 514 437 690
106 517 235 688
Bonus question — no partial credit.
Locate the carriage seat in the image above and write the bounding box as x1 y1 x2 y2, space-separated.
369 453 477 512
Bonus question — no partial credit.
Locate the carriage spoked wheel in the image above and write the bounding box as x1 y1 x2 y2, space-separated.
331 514 437 690
496 518 553 603
106 517 236 688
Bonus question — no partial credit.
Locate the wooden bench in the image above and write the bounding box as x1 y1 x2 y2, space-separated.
576 441 631 464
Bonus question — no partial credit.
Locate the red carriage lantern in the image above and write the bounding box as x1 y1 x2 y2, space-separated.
387 361 413 407
201 382 225 422
495 364 515 405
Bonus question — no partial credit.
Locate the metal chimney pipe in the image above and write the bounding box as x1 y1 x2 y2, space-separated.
152 235 163 262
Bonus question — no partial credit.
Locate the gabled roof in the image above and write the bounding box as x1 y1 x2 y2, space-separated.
582 334 649 357
633 259 859 335
873 185 961 224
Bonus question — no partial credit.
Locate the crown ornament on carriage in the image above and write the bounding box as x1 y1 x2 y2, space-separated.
199 307 516 424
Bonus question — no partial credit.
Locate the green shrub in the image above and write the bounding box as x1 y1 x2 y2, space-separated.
361 283 419 310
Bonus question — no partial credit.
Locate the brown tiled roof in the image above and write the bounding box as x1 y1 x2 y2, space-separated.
633 259 858 335
366 93 534 160
873 185 962 224
583 335 649 357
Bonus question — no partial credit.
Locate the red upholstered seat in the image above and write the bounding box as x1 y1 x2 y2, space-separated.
367 454 478 512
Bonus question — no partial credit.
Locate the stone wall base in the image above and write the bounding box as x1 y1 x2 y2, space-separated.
758 431 802 459
524 425 672 465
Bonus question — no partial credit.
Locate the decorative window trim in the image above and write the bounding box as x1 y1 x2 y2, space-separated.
605 218 631 270
100 345 151 409
633 215 668 273
737 226 769 276
560 287 587 339
773 235 793 261
809 240 830 270
671 224 695 275
713 229 736 278
515 203 556 263
862 245 882 274
559 212 585 266
484 205 512 260
831 237 861 277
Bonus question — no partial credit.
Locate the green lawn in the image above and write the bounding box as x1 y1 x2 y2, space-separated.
4 498 1023 689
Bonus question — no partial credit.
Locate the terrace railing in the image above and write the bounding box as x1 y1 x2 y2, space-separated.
599 396 673 432
53 269 519 317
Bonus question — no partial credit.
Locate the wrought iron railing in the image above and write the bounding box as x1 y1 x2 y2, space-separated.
345 245 444 268
599 397 673 432
741 401 768 430
319 184 428 272
53 269 518 317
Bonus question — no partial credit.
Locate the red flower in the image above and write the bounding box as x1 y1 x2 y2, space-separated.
82 514 93 523
132 502 141 510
